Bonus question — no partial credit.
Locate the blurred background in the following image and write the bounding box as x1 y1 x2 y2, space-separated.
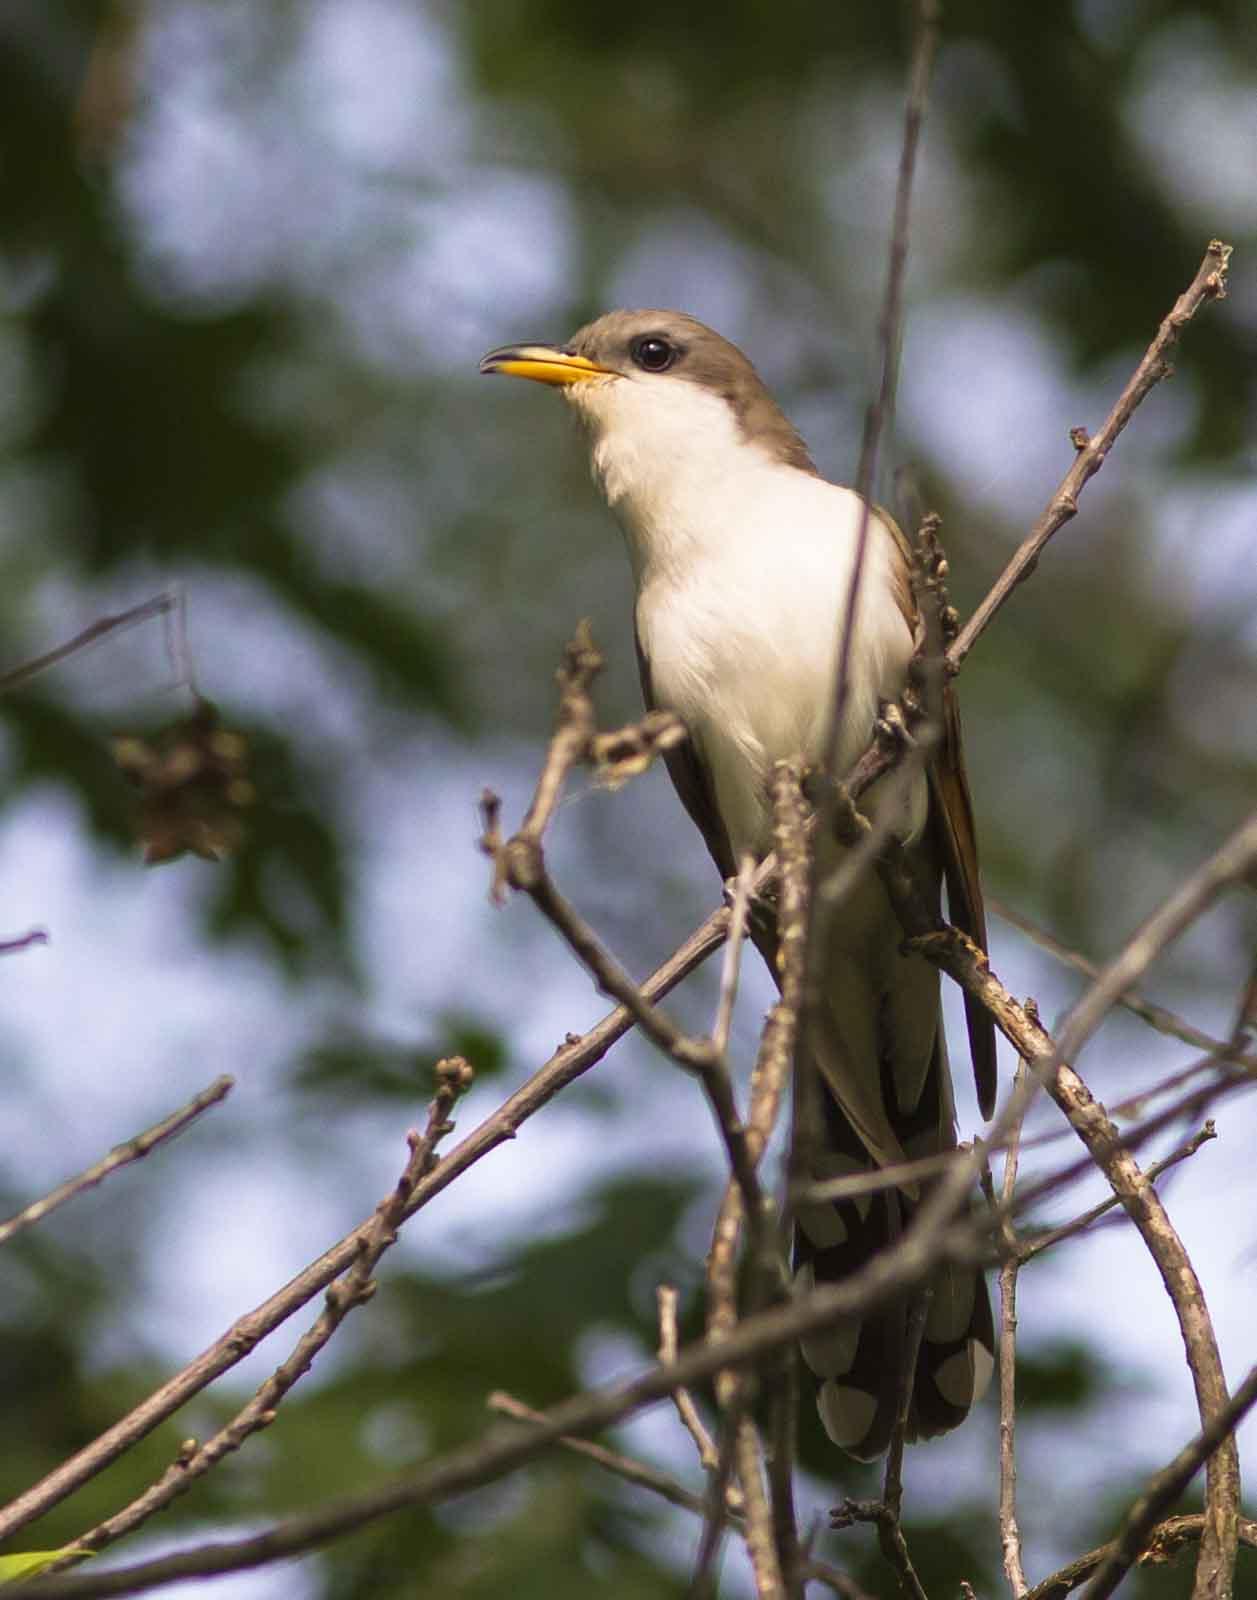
1 1 1255 1595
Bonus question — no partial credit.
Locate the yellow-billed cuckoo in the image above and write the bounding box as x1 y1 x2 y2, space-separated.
480 310 997 1459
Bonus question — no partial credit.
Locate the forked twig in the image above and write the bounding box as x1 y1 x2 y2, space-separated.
43 1062 473 1570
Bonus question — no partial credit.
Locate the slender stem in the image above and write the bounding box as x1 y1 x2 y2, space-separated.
48 1065 472 1567
712 854 756 1056
993 1066 1029 1598
991 898 1251 1063
949 241 1231 672
1018 1122 1216 1264
1079 1359 1257 1600
0 593 178 695
0 1077 233 1248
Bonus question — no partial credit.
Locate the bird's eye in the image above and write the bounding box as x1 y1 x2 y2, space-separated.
631 335 678 373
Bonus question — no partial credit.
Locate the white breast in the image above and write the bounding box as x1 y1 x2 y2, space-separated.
568 369 920 859
640 470 914 855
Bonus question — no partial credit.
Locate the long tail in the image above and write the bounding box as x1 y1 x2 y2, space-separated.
791 1022 995 1460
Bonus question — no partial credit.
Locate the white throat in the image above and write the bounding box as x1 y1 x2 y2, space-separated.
566 373 779 585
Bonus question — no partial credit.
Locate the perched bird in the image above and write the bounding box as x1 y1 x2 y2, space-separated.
481 311 996 1458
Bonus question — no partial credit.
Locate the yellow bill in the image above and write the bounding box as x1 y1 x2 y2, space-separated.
479 344 612 387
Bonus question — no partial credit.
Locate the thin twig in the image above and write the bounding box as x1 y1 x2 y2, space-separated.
701 1186 781 1597
46 1062 474 1568
869 810 1257 1600
1018 1121 1216 1264
1011 1079 1231 1222
483 1397 870 1598
765 1346 801 1600
1078 1358 1257 1600
1025 1516 1257 1600
481 632 769 1232
822 0 940 780
806 3 942 1193
514 621 603 849
691 1401 752 1600
487 805 768 1227
757 769 811 1600
948 241 1231 671
1231 956 1257 1047
734 1417 786 1600
0 927 48 957
797 1146 969 1205
0 1077 233 1248
0 593 179 695
702 766 810 1595
886 1292 929 1523
712 853 756 1057
0 859 768 1543
991 898 1247 1062
989 1063 1030 1598
17 1113 1042 1600
487 1389 716 1521
657 1285 735 1498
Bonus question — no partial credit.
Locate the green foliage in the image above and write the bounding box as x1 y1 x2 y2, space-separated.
296 1015 509 1101
0 1547 91 1583
2 690 134 846
1013 1339 1112 1414
1 2 1253 1595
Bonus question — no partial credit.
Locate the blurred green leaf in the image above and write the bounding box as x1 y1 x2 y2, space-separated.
0 1548 91 1582
1014 1339 1114 1415
296 1014 509 1100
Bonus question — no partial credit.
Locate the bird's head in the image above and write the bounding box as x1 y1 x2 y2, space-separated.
480 310 816 511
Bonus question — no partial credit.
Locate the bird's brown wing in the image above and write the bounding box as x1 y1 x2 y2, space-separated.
880 508 997 1120
634 628 738 883
928 686 997 1119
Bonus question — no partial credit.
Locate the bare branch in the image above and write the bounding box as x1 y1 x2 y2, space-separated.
987 1065 1029 1598
734 1417 786 1600
0 1077 233 1248
991 898 1251 1064
0 593 179 696
1231 955 1257 1047
765 1349 802 1600
480 633 770 1231
656 1284 732 1496
1078 1358 1257 1600
515 621 603 848
1025 1516 1257 1600
487 1389 714 1521
691 1405 745 1600
949 240 1232 671
701 765 811 1594
0 856 769 1543
797 1145 971 1206
822 0 940 779
18 1075 1019 1599
712 853 756 1057
1018 1121 1216 1264
869 811 1257 1600
485 1389 870 1600
48 1063 473 1567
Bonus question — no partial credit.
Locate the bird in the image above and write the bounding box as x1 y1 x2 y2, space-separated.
480 310 996 1459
